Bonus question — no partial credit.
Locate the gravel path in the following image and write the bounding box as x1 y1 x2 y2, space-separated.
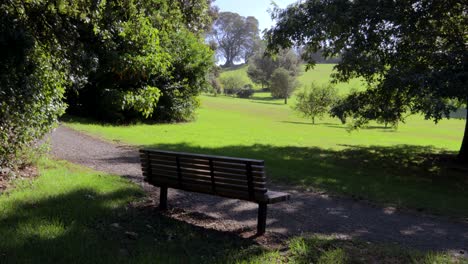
48 126 468 254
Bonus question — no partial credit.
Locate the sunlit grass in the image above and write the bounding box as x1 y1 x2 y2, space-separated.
64 64 467 217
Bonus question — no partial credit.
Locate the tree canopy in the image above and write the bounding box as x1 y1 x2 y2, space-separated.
266 0 468 160
209 12 260 67
247 46 301 89
1 0 215 170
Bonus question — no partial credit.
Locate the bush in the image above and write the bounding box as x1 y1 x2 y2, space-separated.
236 84 255 98
293 83 339 124
219 75 247 95
0 13 66 170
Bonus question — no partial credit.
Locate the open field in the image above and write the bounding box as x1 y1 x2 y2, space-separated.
220 64 365 94
0 159 462 263
65 91 468 217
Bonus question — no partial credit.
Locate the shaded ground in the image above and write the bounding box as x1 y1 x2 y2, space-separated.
48 126 467 256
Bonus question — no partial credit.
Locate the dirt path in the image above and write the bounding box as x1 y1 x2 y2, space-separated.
48 126 467 254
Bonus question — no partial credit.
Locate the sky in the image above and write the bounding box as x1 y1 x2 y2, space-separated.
214 0 299 33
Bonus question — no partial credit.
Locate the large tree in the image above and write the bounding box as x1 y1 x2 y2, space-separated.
1 0 215 170
266 0 468 161
209 12 260 67
247 47 301 89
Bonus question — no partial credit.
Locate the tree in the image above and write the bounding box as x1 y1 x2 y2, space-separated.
209 12 260 67
247 47 301 89
219 75 248 95
266 0 468 161
270 68 298 104
1 3 67 170
294 83 338 124
58 0 215 123
330 89 402 129
1 0 215 170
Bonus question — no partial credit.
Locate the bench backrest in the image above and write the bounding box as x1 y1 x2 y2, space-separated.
140 149 267 201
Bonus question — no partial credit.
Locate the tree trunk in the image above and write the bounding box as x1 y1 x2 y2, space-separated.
312 117 315 124
284 96 287 104
458 106 468 162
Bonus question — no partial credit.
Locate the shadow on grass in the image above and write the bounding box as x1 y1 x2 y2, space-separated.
143 143 467 217
250 101 285 106
281 121 337 126
0 187 262 263
249 95 280 102
281 121 397 132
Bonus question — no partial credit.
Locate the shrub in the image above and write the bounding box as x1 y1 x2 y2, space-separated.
219 75 247 95
0 15 66 170
237 84 255 98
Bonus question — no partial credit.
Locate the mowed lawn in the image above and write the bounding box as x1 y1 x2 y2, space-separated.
65 91 467 217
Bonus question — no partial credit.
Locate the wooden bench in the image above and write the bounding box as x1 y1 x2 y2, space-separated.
139 149 290 235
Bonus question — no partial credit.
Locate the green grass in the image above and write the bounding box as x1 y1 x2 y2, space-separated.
219 64 366 94
0 158 258 263
65 92 468 217
0 160 463 263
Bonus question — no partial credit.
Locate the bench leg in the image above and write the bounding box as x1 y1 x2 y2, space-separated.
159 186 168 210
257 203 267 235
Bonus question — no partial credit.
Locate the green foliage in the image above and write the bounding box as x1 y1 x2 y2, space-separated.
0 11 67 169
206 65 222 95
209 12 260 67
247 47 301 89
237 85 255 98
220 75 248 95
270 68 299 104
0 0 215 170
123 86 162 119
293 83 338 124
64 1 214 123
331 89 403 129
266 0 468 159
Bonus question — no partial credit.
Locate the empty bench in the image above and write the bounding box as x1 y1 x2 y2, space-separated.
139 149 290 235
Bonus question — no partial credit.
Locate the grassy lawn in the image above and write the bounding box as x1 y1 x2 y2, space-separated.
65 92 468 217
0 159 462 263
220 64 365 94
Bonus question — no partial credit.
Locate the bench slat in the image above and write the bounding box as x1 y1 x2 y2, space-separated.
145 170 267 192
141 149 264 165
145 165 266 183
152 177 265 199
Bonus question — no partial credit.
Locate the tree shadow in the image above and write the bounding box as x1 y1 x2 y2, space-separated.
250 101 284 106
281 121 337 126
249 95 280 102
136 142 468 252
0 187 262 263
280 121 397 132
143 142 467 217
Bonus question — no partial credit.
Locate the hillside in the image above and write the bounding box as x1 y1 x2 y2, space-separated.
219 64 365 95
